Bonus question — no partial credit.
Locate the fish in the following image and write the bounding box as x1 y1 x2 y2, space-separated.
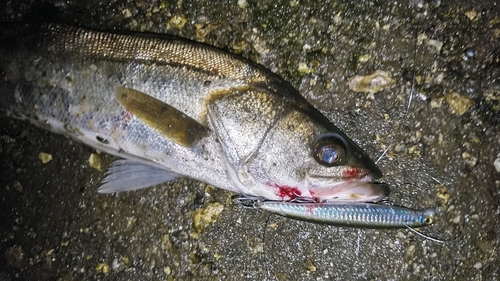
0 23 387 203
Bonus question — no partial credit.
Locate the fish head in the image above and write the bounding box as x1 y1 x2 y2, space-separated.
208 89 386 202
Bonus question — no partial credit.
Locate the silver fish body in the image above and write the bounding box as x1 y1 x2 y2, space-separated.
0 23 386 202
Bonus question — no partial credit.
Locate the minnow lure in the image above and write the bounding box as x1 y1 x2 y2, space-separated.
253 201 435 228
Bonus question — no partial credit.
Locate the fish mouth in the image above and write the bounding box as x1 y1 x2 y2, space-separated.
306 173 389 203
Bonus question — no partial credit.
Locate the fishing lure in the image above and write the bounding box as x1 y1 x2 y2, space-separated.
250 200 435 228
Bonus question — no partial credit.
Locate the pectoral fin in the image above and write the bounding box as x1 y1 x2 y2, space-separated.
99 159 179 193
115 87 209 147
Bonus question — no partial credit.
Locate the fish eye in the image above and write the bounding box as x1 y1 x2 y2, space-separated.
313 134 347 166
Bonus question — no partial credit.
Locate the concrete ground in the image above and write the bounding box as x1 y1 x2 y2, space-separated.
1 0 499 280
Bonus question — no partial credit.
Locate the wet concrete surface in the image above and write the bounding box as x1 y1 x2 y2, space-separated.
1 0 499 280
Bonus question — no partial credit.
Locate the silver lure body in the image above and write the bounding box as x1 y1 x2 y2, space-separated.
257 201 436 228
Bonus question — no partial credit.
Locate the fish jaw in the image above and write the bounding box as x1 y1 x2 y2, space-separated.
223 157 387 203
224 176 388 203
305 174 389 203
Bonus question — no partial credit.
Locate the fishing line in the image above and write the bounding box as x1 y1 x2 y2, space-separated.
233 195 271 279
375 17 419 166
405 225 444 243
370 14 451 244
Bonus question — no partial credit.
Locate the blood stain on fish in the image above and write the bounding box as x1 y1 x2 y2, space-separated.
269 183 302 200
341 167 365 179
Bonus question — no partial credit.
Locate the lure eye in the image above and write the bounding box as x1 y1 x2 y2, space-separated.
421 208 436 225
313 134 347 166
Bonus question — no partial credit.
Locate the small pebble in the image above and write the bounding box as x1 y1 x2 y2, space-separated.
111 259 120 270
297 62 314 74
465 10 477 21
348 70 396 94
430 98 443 108
164 266 172 275
452 215 461 224
38 152 53 164
306 258 316 272
13 181 22 192
237 0 247 9
405 244 416 260
195 23 217 40
358 54 371 62
462 152 478 169
417 33 428 44
474 262 482 269
193 202 224 233
494 157 500 172
464 48 475 60
168 15 187 29
445 91 475 115
5 245 24 268
121 8 132 18
88 153 101 171
95 262 110 274
427 39 443 53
